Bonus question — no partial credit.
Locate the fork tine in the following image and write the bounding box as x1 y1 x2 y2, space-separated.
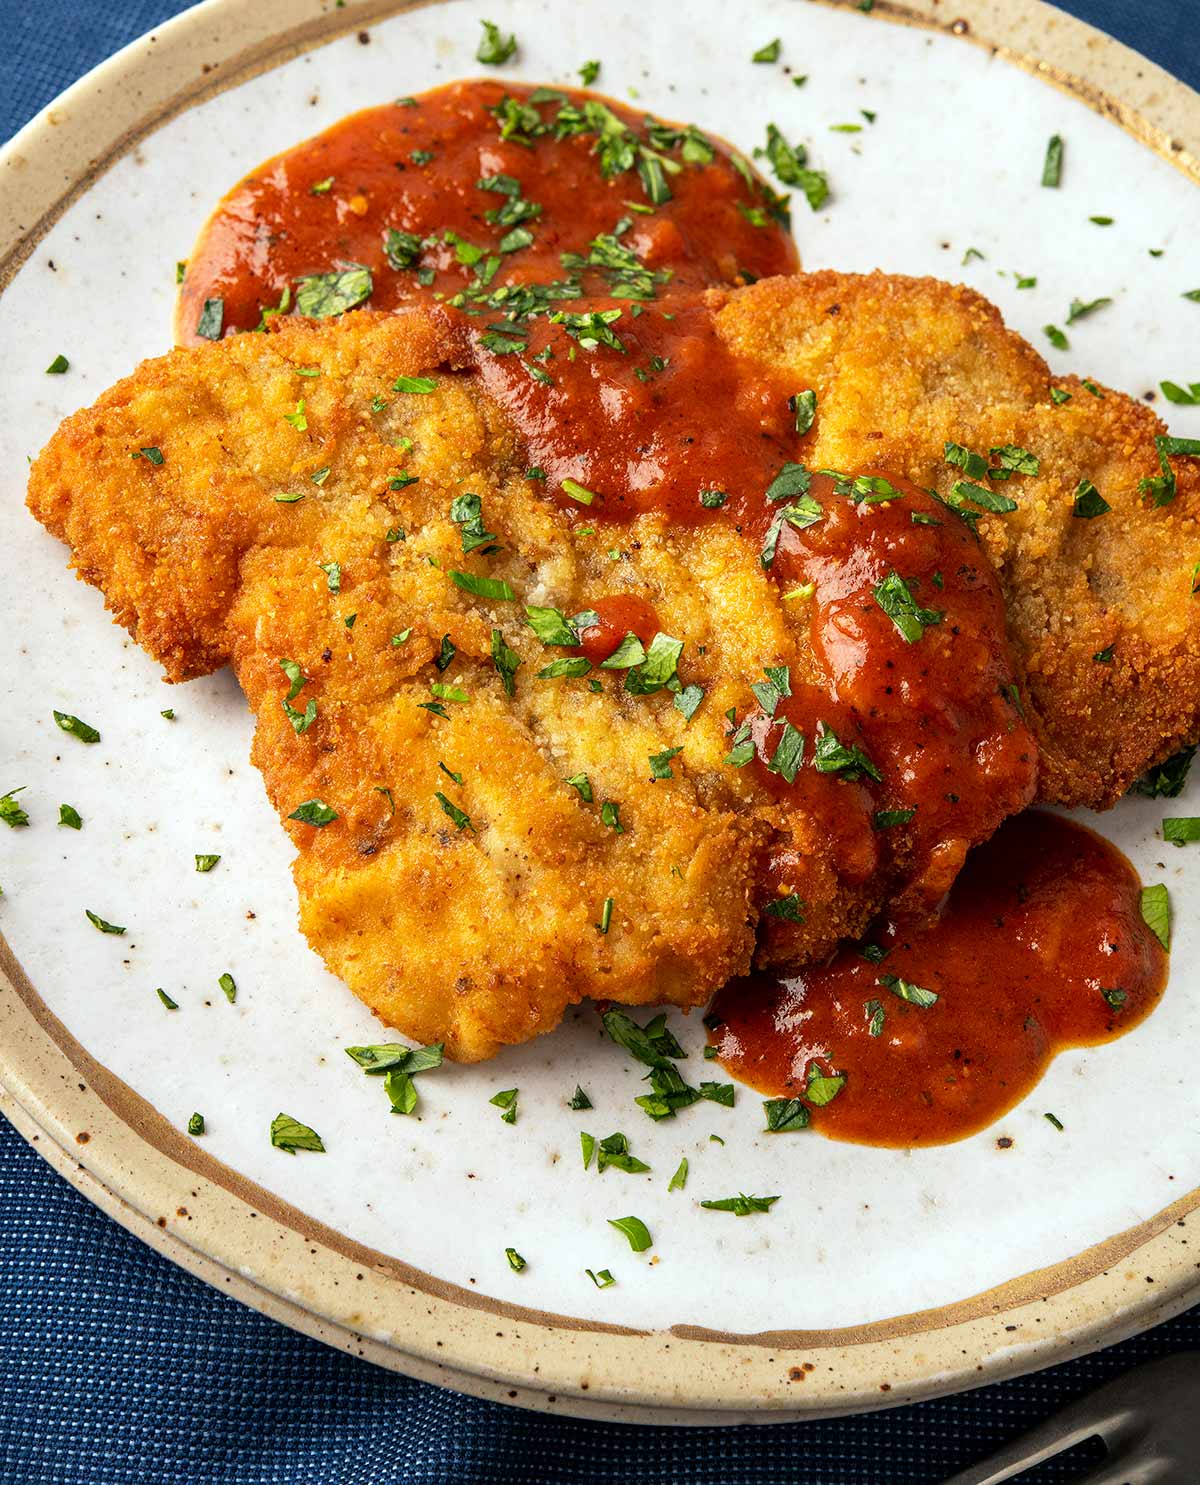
939 1378 1136 1485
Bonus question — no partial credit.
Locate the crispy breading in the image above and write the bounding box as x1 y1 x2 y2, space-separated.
29 308 795 1059
716 272 1200 808
27 277 1200 1058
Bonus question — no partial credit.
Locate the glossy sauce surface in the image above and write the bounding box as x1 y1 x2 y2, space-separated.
177 79 798 343
711 812 1168 1146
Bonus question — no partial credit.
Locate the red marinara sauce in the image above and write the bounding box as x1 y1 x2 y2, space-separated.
709 811 1168 1146
176 79 798 344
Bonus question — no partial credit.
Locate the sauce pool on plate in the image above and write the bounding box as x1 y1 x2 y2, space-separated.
710 811 1168 1146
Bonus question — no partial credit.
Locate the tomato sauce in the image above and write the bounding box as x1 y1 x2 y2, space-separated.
176 79 797 344
710 812 1168 1146
575 595 661 667
176 79 1167 1144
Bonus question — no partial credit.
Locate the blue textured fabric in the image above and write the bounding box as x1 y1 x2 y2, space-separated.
1 3 1198 1482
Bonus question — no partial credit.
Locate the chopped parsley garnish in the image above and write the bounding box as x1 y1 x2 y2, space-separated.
648 747 682 780
270 1113 325 1154
194 854 221 873
754 123 828 211
990 445 1040 477
700 1193 780 1216
490 1087 519 1124
1044 1112 1064 1131
86 909 125 935
1072 480 1110 518
317 559 341 593
600 801 623 833
284 399 308 431
1066 296 1112 324
873 570 943 642
586 1268 616 1288
132 445 164 465
196 297 224 340
790 389 817 435
1050 386 1072 405
699 490 728 509
525 605 579 645
761 464 823 567
156 988 178 1010
569 1085 593 1110
805 1064 846 1106
763 1098 810 1132
1044 324 1069 351
579 60 600 86
1102 986 1128 1011
295 265 372 318
476 18 517 65
435 791 474 832
448 493 499 558
1093 644 1115 664
393 374 437 394
187 1113 205 1136
552 307 625 353
674 684 704 721
751 664 791 716
608 1216 652 1252
505 1248 527 1272
1140 883 1170 950
58 803 82 830
219 972 237 1004
864 999 885 1036
0 789 29 828
1139 435 1200 506
1163 817 1200 846
562 478 598 505
762 893 805 922
450 570 515 602
873 808 915 830
879 972 938 1007
566 772 593 802
624 632 683 695
491 628 522 695
161 710 175 720
752 38 781 62
598 897 614 934
767 722 805 784
384 228 424 271
538 657 591 679
430 683 468 703
814 725 881 782
1162 380 1200 406
602 633 646 670
311 176 334 194
45 354 69 374
938 480 1018 531
288 799 337 827
668 1158 688 1191
1041 134 1063 188
53 710 100 743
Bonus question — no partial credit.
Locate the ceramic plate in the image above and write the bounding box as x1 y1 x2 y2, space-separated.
2 0 1200 1424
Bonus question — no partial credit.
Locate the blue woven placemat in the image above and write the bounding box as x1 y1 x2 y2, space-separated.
2 4 1197 1481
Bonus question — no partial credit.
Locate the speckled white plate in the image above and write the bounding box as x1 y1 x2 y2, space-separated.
2 0 1200 1424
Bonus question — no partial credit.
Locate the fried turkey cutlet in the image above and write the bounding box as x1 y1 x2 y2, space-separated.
27 271 1200 1060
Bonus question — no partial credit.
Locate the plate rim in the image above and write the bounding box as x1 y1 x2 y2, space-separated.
2 0 1199 1424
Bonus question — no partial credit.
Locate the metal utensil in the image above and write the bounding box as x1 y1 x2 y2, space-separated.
940 1353 1200 1485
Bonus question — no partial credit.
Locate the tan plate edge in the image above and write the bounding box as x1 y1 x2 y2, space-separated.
2 0 1199 1423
